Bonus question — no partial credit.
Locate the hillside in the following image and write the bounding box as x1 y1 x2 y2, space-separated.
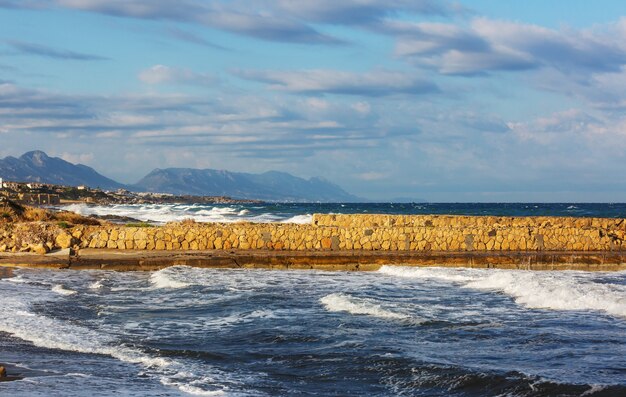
134 168 361 202
0 151 124 190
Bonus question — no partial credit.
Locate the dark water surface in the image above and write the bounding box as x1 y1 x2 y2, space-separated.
1 266 625 396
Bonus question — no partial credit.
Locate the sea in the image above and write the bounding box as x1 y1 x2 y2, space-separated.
1 203 625 396
58 202 626 224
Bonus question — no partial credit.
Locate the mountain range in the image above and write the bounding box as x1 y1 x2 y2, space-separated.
0 151 361 202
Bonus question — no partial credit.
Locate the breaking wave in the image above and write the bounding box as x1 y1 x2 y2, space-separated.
59 203 311 225
320 293 410 320
379 266 626 317
149 269 192 289
51 284 77 296
0 276 231 395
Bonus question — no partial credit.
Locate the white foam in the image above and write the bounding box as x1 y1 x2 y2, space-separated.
150 269 191 289
52 284 77 296
0 275 231 396
281 214 313 224
320 293 409 320
58 203 302 225
378 266 475 283
65 373 92 378
379 266 626 317
161 376 228 396
89 279 105 289
465 272 626 317
0 295 169 369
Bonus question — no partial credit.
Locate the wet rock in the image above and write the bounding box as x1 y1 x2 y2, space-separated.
0 364 24 382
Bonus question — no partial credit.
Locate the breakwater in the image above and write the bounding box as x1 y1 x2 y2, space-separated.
1 214 625 270
30 214 626 252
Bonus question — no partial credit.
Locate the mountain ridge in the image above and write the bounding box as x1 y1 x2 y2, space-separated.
0 150 124 190
133 167 362 202
0 151 362 202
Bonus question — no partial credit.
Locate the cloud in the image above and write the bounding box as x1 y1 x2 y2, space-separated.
138 65 216 86
0 0 456 45
3 0 340 44
508 109 610 144
5 40 109 61
166 27 228 50
387 17 626 76
274 0 453 24
234 69 438 96
3 78 626 200
0 82 390 155
59 151 94 164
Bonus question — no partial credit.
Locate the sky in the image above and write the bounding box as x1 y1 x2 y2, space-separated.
1 1 626 202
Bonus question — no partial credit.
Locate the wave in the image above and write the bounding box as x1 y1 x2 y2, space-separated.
379 266 475 283
379 266 626 317
0 276 231 395
150 269 191 289
0 293 170 369
59 203 304 225
465 272 626 317
320 293 409 320
89 279 105 289
51 284 77 296
281 214 312 224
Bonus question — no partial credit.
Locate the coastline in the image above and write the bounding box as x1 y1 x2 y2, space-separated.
2 248 625 271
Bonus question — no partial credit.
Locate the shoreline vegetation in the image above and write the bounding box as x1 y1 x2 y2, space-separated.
0 199 624 272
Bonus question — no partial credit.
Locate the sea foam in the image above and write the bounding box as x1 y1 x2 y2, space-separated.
379 266 626 317
281 214 313 224
59 203 305 225
51 284 77 296
150 269 191 289
0 275 231 396
320 293 409 320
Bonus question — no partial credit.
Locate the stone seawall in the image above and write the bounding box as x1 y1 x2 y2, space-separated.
1 213 623 254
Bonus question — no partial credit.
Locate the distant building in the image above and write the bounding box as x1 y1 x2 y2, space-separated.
2 181 21 190
18 193 60 205
77 185 87 190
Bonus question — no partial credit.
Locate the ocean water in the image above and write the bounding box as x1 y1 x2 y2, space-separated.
1 266 625 396
59 202 626 224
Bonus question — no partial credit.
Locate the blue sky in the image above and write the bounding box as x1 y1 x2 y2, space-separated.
1 1 626 202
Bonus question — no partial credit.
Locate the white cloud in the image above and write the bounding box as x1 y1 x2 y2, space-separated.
138 65 215 86
234 68 437 96
389 17 626 76
59 151 94 164
351 101 371 114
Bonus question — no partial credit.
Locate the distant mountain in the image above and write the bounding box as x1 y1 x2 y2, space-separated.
0 151 362 202
0 151 124 190
134 168 362 202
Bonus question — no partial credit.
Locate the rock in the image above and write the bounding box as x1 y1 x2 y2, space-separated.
55 232 74 249
31 243 49 255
